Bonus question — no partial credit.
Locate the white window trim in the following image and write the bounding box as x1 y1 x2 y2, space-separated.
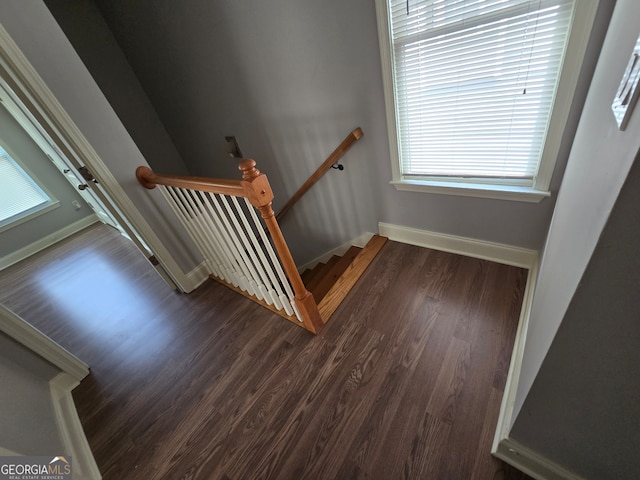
0 144 60 233
0 201 60 233
375 0 601 203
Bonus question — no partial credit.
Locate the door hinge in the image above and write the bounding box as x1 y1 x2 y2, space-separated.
148 255 160 266
78 165 98 184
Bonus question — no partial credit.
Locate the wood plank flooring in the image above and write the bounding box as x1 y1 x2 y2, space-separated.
0 224 532 479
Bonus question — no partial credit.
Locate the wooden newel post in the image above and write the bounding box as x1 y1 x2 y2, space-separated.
239 160 324 334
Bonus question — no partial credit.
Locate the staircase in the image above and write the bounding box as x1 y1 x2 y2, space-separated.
135 126 385 334
301 235 388 323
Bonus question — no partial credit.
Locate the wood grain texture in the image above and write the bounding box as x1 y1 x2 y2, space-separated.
307 246 362 304
305 255 341 293
318 234 388 322
0 224 532 480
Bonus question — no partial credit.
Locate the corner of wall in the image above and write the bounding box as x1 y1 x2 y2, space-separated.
50 373 101 480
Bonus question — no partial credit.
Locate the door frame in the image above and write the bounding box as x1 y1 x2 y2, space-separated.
0 22 200 292
0 78 124 234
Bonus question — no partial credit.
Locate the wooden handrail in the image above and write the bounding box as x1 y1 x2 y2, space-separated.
136 160 324 334
275 127 363 221
136 166 247 198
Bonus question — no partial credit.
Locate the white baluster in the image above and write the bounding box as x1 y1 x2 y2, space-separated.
200 192 256 295
159 185 221 279
187 189 243 286
220 195 274 303
170 186 233 285
245 198 299 320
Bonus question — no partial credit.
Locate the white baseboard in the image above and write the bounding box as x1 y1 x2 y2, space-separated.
0 214 99 271
378 222 537 268
494 437 585 480
298 232 375 272
50 373 101 480
184 261 210 292
0 305 89 382
375 223 564 478
492 260 539 453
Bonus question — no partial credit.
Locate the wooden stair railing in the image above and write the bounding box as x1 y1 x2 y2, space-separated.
137 156 388 333
276 127 363 221
136 159 324 334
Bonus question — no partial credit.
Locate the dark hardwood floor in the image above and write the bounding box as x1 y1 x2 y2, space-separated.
0 223 533 479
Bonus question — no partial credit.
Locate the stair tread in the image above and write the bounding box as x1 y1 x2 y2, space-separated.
306 255 341 291
310 246 362 303
318 235 388 323
301 261 326 284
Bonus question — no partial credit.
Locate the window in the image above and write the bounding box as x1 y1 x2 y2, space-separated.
376 0 599 201
0 144 55 229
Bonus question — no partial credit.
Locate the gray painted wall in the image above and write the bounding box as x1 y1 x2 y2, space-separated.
0 1 202 273
0 331 64 455
510 149 640 479
0 102 93 259
44 0 190 176
84 0 610 265
513 0 640 423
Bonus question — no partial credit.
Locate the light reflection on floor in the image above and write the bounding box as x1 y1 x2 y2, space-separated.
33 249 178 367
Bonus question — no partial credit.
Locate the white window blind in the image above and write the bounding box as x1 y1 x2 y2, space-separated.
0 145 51 225
389 0 574 185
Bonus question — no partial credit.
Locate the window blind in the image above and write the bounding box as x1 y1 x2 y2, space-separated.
0 146 50 224
389 0 574 183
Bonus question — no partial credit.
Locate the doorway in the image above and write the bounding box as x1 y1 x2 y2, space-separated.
0 75 179 289
0 17 210 293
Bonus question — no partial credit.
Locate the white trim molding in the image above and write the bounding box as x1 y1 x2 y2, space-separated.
50 373 101 480
375 0 602 201
185 260 211 291
377 223 554 479
492 260 539 448
390 180 551 203
0 214 99 271
378 222 538 268
0 306 99 477
0 304 89 382
494 437 586 480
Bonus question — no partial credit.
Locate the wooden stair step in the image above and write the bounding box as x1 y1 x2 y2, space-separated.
301 261 326 285
318 235 388 323
309 245 362 304
300 263 324 285
306 255 341 292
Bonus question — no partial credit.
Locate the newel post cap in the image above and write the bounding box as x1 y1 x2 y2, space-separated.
239 159 274 207
239 159 261 180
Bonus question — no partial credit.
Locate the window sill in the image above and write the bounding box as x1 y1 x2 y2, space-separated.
391 179 551 203
0 201 60 233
